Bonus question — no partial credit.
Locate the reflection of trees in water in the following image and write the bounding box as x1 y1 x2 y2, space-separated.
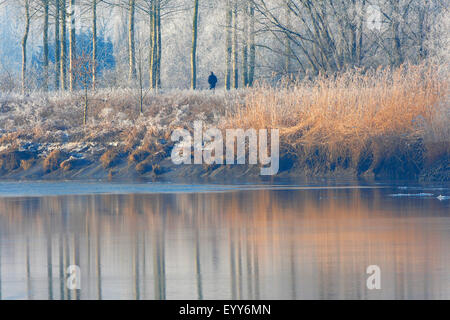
0 188 448 299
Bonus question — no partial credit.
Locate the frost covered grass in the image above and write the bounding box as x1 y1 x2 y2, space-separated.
0 87 242 178
0 63 448 180
0 88 238 157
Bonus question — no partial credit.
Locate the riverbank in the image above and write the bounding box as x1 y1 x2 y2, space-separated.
0 64 448 182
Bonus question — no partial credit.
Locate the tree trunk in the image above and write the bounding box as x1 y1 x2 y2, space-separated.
357 0 365 65
225 0 232 90
191 0 199 90
284 1 291 75
137 49 144 113
55 0 61 90
128 0 136 81
418 1 428 60
241 2 248 87
43 0 49 92
21 0 30 95
83 86 88 125
392 22 403 66
150 0 161 89
157 1 162 88
60 0 67 90
150 0 157 88
232 0 238 89
69 0 76 91
391 1 403 66
92 0 97 89
248 2 255 86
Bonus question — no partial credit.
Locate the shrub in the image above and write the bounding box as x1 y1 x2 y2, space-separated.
100 149 124 169
43 150 67 172
0 151 34 171
21 159 34 171
153 164 163 175
136 158 153 174
128 149 150 165
60 157 89 171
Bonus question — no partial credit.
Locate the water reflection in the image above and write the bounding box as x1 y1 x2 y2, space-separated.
0 187 449 299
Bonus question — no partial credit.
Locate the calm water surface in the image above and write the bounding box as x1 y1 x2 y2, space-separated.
0 181 449 300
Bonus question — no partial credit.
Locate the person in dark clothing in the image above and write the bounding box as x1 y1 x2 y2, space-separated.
208 72 218 90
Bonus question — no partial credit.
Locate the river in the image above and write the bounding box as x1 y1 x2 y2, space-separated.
0 181 448 300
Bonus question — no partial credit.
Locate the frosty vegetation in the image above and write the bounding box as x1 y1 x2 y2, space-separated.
0 0 448 91
0 1 448 180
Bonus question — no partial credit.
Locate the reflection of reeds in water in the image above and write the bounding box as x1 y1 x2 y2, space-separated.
0 189 449 299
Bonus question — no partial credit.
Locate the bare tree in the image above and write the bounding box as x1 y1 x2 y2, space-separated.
74 51 95 125
191 0 199 89
284 0 291 74
225 0 232 90
241 0 249 87
42 0 49 92
232 0 238 88
60 0 67 89
128 0 136 81
92 0 97 89
150 0 162 89
69 0 76 91
248 1 255 86
21 0 31 95
54 0 61 90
